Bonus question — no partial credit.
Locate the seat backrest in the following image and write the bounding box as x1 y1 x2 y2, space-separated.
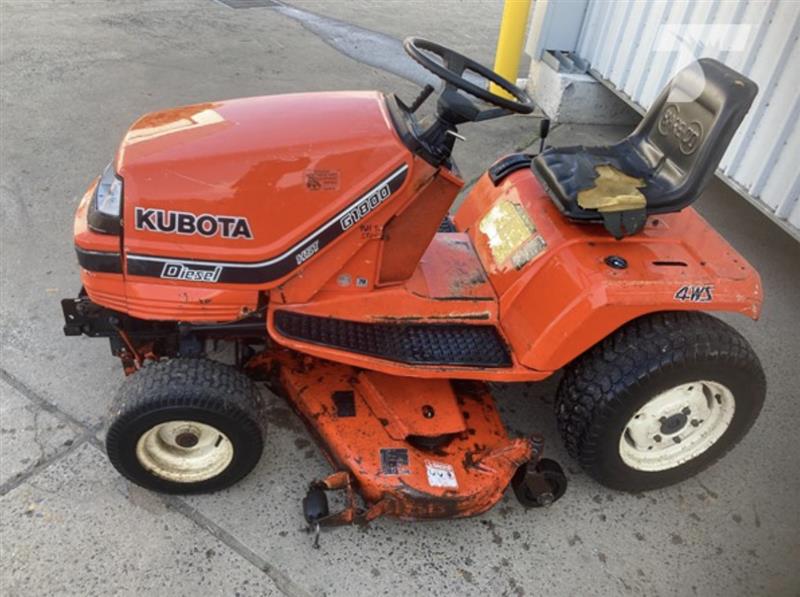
630 57 758 210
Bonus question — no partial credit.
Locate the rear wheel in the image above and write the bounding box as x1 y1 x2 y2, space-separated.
106 358 265 494
555 312 765 492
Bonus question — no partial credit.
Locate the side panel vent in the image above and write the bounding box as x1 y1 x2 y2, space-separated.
273 311 511 368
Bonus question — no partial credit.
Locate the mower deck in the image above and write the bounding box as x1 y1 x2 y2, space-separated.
249 350 538 524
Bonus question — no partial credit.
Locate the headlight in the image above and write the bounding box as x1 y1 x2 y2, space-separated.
87 162 123 235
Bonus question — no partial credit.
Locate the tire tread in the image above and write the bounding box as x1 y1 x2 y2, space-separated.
555 311 764 490
106 358 265 493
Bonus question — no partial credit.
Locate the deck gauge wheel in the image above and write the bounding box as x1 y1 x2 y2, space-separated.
512 458 568 508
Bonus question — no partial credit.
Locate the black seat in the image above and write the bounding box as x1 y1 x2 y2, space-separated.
532 58 758 238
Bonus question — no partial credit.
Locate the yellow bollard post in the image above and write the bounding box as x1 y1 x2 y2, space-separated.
490 0 533 99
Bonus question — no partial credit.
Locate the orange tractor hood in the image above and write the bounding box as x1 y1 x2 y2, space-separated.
116 91 410 268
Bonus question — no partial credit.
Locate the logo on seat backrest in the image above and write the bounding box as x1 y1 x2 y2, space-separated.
658 104 703 155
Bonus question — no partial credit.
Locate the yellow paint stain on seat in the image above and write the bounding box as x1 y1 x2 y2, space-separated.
577 165 647 213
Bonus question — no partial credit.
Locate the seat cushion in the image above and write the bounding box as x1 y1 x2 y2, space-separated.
533 141 660 221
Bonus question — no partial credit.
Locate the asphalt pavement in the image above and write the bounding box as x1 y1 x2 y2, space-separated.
1 1 799 595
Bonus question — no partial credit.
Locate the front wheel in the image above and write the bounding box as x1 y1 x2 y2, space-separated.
555 312 765 492
106 359 265 494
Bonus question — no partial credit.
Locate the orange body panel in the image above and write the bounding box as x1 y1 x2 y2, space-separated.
119 92 407 266
265 167 760 380
455 169 762 371
270 159 448 305
77 92 440 319
73 86 761 378
266 232 544 381
378 168 463 283
356 372 466 439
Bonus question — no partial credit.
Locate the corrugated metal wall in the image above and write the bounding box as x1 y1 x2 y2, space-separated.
574 0 800 237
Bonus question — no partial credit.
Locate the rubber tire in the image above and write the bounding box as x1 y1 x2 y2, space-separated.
555 312 765 492
106 358 265 494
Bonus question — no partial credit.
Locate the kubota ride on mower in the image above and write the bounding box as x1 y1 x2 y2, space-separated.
63 38 765 540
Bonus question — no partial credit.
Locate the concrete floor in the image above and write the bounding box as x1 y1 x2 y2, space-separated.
1 1 799 595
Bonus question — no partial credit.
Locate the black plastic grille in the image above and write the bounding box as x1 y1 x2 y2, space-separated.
274 311 511 368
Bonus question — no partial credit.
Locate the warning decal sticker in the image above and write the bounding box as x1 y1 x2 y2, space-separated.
305 170 340 191
380 448 410 475
478 200 539 268
425 461 458 488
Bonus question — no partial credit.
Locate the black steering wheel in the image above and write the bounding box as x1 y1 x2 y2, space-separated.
403 37 534 116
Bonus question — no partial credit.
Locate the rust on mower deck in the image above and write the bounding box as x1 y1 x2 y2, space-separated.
248 349 537 522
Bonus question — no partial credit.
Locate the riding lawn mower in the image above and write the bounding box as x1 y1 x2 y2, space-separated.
62 38 765 541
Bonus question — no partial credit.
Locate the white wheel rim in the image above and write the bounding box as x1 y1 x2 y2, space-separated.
618 381 735 472
136 420 234 483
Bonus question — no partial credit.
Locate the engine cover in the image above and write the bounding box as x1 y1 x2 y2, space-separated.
117 91 411 286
